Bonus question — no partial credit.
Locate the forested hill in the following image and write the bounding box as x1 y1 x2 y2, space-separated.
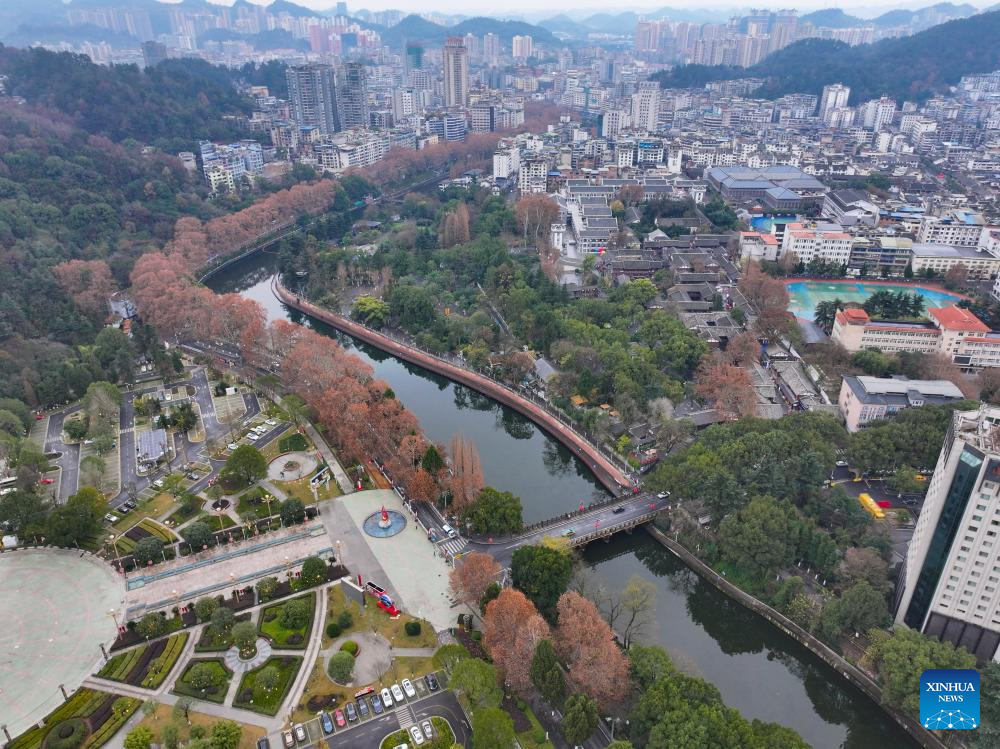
653 10 1000 103
0 46 251 150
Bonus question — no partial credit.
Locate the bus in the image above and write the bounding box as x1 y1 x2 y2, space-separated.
859 493 886 519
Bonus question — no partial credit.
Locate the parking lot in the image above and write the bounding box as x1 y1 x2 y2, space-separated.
264 673 468 749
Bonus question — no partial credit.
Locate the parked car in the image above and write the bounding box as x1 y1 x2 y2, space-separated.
334 709 346 728
440 523 457 538
319 712 333 734
356 697 369 718
401 679 416 698
256 738 270 749
345 702 357 722
247 433 259 441
409 725 425 745
391 683 405 703
835 460 849 467
152 479 164 488
227 443 238 451
380 687 393 708
292 724 306 744
39 478 55 485
265 418 277 425
281 731 293 749
371 693 384 714
104 514 119 523
421 720 433 740
424 673 439 692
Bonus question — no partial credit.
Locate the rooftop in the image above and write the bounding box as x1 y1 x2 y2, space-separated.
929 306 990 333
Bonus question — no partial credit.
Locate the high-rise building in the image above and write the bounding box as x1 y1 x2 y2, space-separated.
894 405 1000 662
631 82 660 132
512 35 533 60
338 62 369 130
818 83 851 120
286 64 340 136
860 96 897 131
483 33 500 65
442 37 469 108
405 42 424 72
141 41 168 69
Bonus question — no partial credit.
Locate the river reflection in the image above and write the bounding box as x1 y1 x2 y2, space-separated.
207 252 917 749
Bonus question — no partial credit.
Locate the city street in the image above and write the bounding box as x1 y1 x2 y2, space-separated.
43 407 81 503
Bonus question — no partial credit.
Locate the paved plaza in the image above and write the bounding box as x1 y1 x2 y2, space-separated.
124 523 334 617
0 549 126 737
336 490 457 632
267 451 317 481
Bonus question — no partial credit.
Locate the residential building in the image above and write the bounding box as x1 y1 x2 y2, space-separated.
140 40 167 68
781 222 853 265
818 83 850 120
631 82 660 132
286 64 340 136
838 375 965 432
822 189 880 227
442 37 470 108
894 405 1000 662
512 35 533 60
738 231 780 262
917 211 988 247
338 62 369 130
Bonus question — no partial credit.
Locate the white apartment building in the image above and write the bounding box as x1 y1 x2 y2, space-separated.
631 82 660 133
895 405 1000 662
917 211 987 247
518 158 548 194
601 110 630 138
819 83 850 120
910 243 1000 280
780 222 853 265
492 145 520 181
512 35 533 59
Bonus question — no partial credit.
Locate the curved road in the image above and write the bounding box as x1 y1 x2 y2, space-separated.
272 279 632 496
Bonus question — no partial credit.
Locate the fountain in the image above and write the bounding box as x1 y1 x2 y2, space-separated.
363 505 406 538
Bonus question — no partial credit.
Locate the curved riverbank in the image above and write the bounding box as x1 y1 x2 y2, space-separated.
272 278 631 496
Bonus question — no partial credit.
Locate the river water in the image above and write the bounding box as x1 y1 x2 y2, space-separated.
208 252 917 749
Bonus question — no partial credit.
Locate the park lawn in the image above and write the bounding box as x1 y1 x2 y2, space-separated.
278 432 310 453
517 704 557 749
193 512 238 530
391 656 436 682
236 487 275 520
291 660 356 723
232 656 303 715
135 705 265 749
136 517 178 542
111 493 177 534
259 593 315 648
165 501 203 528
323 586 436 649
172 659 233 704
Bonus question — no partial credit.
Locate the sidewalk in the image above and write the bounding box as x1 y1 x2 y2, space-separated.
272 394 352 495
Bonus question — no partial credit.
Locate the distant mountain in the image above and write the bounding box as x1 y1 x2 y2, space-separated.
380 13 555 48
800 9 865 28
580 11 640 32
199 27 310 51
538 14 593 37
653 9 1000 103
3 22 139 47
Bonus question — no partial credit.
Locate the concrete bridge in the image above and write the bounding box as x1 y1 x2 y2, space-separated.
464 492 670 566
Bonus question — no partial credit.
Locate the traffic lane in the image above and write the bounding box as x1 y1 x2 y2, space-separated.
56 442 80 502
322 691 469 749
504 496 667 548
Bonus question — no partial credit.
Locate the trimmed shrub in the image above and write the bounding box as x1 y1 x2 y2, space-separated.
532 728 546 744
327 652 354 684
404 621 421 637
325 622 341 638
339 640 358 656
336 610 353 630
45 719 86 749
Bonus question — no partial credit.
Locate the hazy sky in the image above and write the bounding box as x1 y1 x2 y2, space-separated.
199 0 994 17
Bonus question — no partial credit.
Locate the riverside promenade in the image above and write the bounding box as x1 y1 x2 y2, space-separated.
272 279 631 495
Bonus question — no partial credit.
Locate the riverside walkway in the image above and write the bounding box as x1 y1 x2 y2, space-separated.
272 279 632 496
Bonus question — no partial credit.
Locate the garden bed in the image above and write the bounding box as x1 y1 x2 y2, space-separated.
97 633 188 688
172 659 233 704
195 613 252 652
258 593 315 649
8 689 140 749
232 656 303 715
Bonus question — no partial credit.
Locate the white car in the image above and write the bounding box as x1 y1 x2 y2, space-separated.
104 513 119 523
227 443 238 451
401 679 416 698
420 721 433 740
835 460 849 467
391 683 405 703
440 523 457 538
152 479 164 488
380 687 393 708
265 418 277 426
246 433 259 441
408 726 424 746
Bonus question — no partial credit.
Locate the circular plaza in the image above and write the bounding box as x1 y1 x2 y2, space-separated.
0 549 125 737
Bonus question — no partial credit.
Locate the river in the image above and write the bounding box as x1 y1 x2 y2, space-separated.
207 252 917 749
